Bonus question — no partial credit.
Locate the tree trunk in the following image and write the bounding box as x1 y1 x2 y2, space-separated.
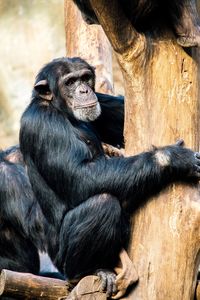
122 44 200 300
65 1 200 299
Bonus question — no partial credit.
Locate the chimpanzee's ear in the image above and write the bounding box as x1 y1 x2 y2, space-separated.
34 79 53 101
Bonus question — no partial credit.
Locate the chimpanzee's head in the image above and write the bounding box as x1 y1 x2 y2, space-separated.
33 57 101 122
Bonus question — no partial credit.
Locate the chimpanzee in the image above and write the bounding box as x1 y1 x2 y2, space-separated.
20 57 200 296
73 0 200 47
0 146 45 275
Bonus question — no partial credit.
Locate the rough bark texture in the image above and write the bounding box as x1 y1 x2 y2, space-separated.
0 269 69 299
0 270 108 300
65 1 200 299
122 45 200 300
89 1 200 299
66 276 106 300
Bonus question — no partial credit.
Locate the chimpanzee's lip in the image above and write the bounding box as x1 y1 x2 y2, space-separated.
74 101 97 109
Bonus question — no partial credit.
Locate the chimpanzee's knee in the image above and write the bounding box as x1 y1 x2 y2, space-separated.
56 193 124 279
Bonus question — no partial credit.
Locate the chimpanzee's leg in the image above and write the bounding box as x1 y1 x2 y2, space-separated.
0 228 40 274
170 0 200 47
56 194 127 282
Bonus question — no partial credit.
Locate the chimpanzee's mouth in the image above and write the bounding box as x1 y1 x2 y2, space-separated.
73 101 101 122
74 101 98 109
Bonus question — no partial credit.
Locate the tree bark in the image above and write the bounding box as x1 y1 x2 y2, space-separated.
64 1 200 299
0 269 69 299
87 1 200 299
0 270 108 300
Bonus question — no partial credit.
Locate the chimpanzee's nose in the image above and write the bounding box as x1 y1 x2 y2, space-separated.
79 86 88 94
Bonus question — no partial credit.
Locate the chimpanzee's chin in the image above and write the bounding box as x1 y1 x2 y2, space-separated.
74 102 101 122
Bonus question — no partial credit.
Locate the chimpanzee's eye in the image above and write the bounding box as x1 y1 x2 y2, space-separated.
81 74 91 82
65 78 76 86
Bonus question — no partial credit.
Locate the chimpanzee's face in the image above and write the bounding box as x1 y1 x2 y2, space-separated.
34 58 101 122
58 65 101 122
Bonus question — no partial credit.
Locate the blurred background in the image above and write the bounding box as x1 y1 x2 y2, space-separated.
0 0 65 147
0 0 123 148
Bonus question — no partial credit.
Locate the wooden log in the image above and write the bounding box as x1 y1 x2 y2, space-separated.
0 269 69 299
0 269 107 300
0 269 199 300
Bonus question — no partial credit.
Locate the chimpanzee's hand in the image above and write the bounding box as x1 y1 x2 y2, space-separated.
154 139 200 180
95 269 117 298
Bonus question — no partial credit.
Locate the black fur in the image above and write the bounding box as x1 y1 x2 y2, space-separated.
19 57 200 281
73 0 200 46
94 92 124 148
0 146 45 274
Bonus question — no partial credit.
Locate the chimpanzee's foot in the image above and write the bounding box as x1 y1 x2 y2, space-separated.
66 278 79 292
96 269 117 298
177 28 200 47
174 0 200 47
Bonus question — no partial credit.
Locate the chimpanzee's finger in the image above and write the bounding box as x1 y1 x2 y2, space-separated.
175 139 184 147
195 152 200 160
98 271 107 291
106 276 113 297
194 165 200 173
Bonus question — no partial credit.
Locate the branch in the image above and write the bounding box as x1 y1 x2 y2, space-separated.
89 0 146 57
0 270 107 300
0 248 138 299
0 269 69 299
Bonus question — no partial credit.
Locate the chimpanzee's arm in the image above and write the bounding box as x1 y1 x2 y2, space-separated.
92 93 124 148
0 152 45 249
20 101 200 212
